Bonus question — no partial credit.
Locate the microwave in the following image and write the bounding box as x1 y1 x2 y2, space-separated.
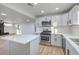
42 21 51 27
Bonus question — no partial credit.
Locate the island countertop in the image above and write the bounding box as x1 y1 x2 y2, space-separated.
63 34 79 54
0 34 40 44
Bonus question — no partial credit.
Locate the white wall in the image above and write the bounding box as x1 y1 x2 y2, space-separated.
4 22 35 34
20 22 35 34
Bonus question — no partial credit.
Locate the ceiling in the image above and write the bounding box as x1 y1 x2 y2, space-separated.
0 3 76 23
0 4 35 24
1 3 75 17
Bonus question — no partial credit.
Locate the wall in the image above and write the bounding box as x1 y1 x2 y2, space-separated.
4 22 35 35
19 22 35 34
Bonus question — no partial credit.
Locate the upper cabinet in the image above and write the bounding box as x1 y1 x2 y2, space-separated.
68 5 79 25
52 13 69 27
52 15 62 27
61 13 69 25
36 5 79 28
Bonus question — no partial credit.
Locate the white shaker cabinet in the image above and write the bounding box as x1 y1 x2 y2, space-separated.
61 13 69 25
69 5 79 25
30 38 40 55
53 15 62 26
51 34 56 46
56 34 62 47
72 5 79 24
51 34 62 47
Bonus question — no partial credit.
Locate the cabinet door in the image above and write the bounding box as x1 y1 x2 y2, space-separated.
62 13 69 25
53 15 62 26
55 35 62 47
30 37 40 55
69 5 79 25
51 34 56 46
58 15 63 26
51 34 62 47
72 5 79 24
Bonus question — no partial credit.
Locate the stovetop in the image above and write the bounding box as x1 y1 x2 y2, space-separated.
40 31 51 35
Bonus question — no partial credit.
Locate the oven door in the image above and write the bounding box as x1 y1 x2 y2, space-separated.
41 35 49 41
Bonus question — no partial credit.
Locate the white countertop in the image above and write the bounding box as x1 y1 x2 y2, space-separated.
63 34 79 53
63 34 79 39
0 34 40 44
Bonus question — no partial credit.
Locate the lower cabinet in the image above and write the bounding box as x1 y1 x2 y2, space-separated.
9 38 40 55
0 37 40 55
66 40 79 55
30 38 40 55
51 34 62 47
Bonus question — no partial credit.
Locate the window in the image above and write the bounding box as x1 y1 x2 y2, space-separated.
15 24 22 34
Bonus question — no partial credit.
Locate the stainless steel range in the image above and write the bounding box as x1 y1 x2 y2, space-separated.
40 31 51 45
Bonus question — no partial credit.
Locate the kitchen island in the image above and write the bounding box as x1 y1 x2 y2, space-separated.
63 34 79 55
0 34 40 55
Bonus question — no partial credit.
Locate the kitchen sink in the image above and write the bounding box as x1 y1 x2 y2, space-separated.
70 38 79 45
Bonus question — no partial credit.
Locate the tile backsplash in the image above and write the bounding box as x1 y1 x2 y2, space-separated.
71 26 79 36
57 26 79 36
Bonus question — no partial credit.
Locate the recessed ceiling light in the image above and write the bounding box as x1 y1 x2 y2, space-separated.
41 10 45 13
56 8 59 10
1 13 7 16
